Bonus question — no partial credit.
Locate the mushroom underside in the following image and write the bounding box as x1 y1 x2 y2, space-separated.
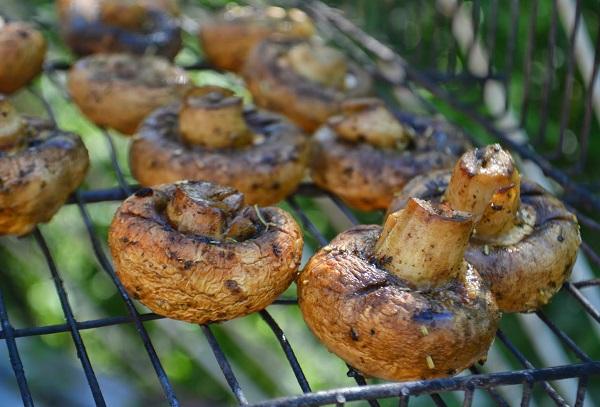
130 105 309 205
298 225 499 381
109 184 304 323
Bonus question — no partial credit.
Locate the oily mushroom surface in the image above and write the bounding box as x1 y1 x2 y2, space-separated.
57 0 181 59
0 21 47 94
388 144 581 312
108 181 304 324
244 38 373 132
200 6 315 72
299 198 499 381
0 99 89 236
311 99 471 211
130 86 309 205
68 53 190 135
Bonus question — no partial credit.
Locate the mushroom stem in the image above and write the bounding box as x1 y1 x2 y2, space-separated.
286 43 347 88
328 98 411 149
0 97 25 150
165 181 258 241
374 198 473 288
179 86 253 149
444 144 521 238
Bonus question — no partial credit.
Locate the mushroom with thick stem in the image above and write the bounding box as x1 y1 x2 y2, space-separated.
199 6 315 73
0 20 47 94
0 98 89 236
310 98 471 211
130 85 309 205
298 197 499 381
57 0 181 59
244 38 373 132
387 144 581 312
109 181 304 324
68 53 190 135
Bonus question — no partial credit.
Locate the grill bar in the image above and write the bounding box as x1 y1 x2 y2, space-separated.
32 228 106 406
75 196 180 406
259 310 312 393
201 325 248 405
249 363 600 407
0 288 34 407
496 330 567 406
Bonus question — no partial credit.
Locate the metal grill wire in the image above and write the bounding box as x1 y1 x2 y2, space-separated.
0 0 598 406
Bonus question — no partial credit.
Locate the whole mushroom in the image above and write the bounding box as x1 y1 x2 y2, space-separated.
298 197 500 381
244 38 373 132
388 144 581 312
68 53 190 135
130 86 309 205
311 98 471 211
0 20 46 94
199 5 315 72
0 98 89 236
109 181 304 323
57 0 181 59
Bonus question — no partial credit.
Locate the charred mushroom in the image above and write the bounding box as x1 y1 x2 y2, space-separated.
68 53 190 135
388 144 581 312
244 38 373 132
0 20 46 94
0 98 89 236
57 0 181 59
298 197 499 381
200 5 315 73
311 98 471 211
109 181 304 323
130 86 309 205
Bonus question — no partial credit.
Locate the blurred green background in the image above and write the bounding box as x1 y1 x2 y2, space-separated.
0 0 599 406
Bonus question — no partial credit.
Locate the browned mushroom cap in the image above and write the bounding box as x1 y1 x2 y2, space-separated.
130 86 309 206
57 0 181 59
311 98 472 211
388 144 581 312
244 38 373 132
199 6 315 72
0 21 46 94
0 98 89 236
108 181 304 324
298 198 499 381
68 53 190 135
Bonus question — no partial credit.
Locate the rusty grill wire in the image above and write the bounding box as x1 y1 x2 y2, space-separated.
0 0 599 406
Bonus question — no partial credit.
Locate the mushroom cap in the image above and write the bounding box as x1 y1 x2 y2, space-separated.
244 38 373 132
68 53 190 135
298 225 499 381
0 117 89 236
130 103 309 205
311 119 471 211
199 6 314 72
0 22 47 94
57 0 181 59
108 181 304 324
388 172 581 312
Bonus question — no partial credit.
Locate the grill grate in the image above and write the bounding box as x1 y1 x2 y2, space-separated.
0 0 599 406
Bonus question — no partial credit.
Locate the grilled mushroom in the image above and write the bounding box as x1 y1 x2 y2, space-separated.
388 144 581 312
244 38 373 132
311 98 471 211
57 0 181 59
68 53 190 135
0 20 46 94
109 181 304 323
130 86 309 205
0 98 89 236
298 197 499 381
200 6 315 73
